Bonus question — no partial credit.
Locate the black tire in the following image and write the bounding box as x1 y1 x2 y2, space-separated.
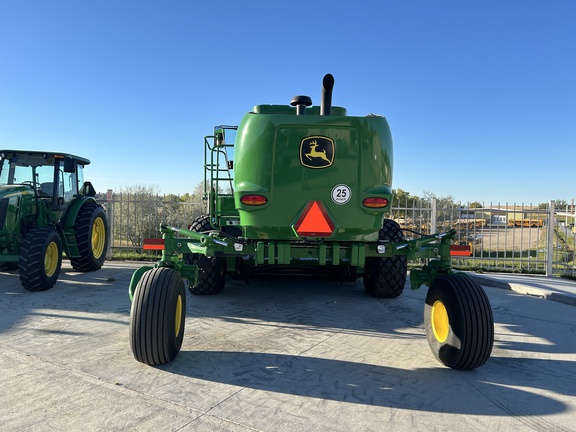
19 227 63 291
363 219 407 298
185 215 226 295
129 267 186 365
424 273 494 370
69 202 108 272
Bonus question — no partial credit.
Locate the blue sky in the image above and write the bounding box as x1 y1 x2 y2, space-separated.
1 1 574 205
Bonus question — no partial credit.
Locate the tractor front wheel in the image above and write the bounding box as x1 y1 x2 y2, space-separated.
130 267 186 365
185 215 226 295
70 202 108 272
363 219 407 298
424 273 494 370
19 227 63 291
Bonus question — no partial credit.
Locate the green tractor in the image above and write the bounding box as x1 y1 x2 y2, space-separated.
128 75 494 370
0 150 108 291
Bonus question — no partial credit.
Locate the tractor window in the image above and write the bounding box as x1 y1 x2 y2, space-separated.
35 165 58 199
0 158 8 184
14 165 36 185
61 171 78 202
77 166 85 191
0 157 81 203
34 165 54 185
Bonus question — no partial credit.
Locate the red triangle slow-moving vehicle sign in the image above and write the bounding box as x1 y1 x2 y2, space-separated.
293 201 334 237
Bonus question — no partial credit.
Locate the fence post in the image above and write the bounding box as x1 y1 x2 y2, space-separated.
546 200 555 277
106 189 113 260
430 198 437 234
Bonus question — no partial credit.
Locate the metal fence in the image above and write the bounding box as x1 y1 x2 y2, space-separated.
98 192 576 278
99 191 207 253
391 198 575 278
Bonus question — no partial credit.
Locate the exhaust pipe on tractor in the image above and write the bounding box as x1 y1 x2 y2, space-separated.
320 73 334 116
290 74 334 116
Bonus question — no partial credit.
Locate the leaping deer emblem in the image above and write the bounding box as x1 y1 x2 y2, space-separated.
305 140 331 163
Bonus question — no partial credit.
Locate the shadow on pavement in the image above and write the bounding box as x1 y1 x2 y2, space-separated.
160 350 569 416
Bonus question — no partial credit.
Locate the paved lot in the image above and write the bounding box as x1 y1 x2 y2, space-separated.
478 226 543 251
1 262 575 431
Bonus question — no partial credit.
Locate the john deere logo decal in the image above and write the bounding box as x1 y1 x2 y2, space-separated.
300 136 334 169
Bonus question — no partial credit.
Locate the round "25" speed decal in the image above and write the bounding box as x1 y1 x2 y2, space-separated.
331 184 351 205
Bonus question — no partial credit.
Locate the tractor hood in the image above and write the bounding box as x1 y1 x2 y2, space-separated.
0 184 35 199
0 185 36 233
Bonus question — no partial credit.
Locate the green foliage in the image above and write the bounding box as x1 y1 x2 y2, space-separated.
392 188 419 206
110 249 159 261
422 190 456 208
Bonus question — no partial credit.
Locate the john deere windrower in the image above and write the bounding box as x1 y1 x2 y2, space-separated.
128 74 494 370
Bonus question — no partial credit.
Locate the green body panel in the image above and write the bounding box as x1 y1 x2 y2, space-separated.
128 265 154 300
233 106 393 241
0 185 37 260
0 186 36 232
59 196 98 257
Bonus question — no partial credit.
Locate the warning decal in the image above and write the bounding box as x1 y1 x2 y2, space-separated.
293 201 335 237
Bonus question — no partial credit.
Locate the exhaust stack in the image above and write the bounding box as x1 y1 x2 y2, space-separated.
320 74 334 116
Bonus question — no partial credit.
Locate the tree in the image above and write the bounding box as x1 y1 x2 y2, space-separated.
112 184 162 247
108 182 211 248
393 188 416 206
539 199 570 210
422 191 457 233
554 199 568 209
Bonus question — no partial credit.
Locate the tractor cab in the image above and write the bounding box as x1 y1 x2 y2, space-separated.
0 150 96 213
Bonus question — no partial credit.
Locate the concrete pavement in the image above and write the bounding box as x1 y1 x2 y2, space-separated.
470 271 576 307
1 262 576 431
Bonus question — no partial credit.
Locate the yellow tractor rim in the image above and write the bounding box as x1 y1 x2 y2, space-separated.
91 217 106 259
431 300 449 343
174 295 183 338
44 241 59 277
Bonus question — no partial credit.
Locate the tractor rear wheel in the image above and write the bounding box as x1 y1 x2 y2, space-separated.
363 219 407 298
185 215 226 295
19 227 63 291
424 273 494 370
130 267 186 365
70 202 108 272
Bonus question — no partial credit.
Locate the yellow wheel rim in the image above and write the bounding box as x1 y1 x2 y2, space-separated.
91 217 106 259
174 295 183 338
45 241 59 277
431 300 449 343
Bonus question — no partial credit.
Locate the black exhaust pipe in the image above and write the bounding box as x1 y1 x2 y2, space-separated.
320 74 334 116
